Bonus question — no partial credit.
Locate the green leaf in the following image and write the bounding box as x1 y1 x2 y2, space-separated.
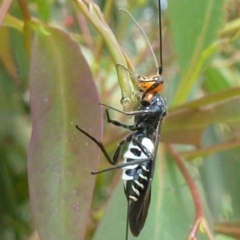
168 0 226 104
74 0 133 102
28 26 102 240
203 67 232 93
200 125 240 220
162 89 240 145
0 25 31 238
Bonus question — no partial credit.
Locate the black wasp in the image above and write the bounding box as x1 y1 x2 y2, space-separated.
76 0 166 238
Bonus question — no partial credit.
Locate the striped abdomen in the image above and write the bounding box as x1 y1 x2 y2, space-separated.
122 137 154 201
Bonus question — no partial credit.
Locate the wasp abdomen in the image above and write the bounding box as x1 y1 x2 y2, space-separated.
122 137 154 201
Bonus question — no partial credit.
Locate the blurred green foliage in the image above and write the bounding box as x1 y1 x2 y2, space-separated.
0 0 240 239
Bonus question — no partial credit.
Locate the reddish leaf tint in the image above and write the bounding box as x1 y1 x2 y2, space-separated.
28 26 102 240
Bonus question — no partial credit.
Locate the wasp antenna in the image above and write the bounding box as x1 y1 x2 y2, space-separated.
119 8 159 72
158 0 163 75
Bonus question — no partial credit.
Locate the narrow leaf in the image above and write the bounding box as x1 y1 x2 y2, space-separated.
168 0 225 104
28 26 102 240
163 95 240 145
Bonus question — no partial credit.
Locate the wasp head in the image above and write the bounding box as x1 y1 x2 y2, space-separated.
138 75 164 102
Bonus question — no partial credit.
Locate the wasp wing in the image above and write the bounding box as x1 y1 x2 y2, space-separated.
129 116 163 236
129 188 151 236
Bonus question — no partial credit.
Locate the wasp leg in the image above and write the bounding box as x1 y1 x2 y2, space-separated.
91 158 150 174
132 137 154 159
100 103 153 116
76 125 114 165
112 133 133 164
116 63 139 80
105 109 137 131
76 125 137 174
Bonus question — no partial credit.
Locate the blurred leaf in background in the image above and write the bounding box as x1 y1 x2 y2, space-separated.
0 0 240 240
